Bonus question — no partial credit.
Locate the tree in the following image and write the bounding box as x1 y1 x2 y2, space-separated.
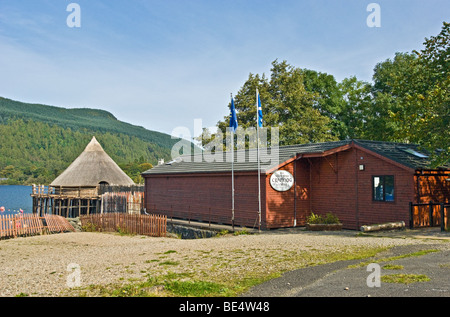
411 22 450 166
371 22 449 166
301 69 346 138
196 60 337 149
337 76 373 140
369 52 422 142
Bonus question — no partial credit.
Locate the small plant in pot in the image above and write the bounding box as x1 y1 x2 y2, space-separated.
306 212 342 231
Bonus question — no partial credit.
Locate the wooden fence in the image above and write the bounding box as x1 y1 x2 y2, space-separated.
43 215 76 233
80 213 167 237
0 214 75 239
101 192 144 214
409 202 449 231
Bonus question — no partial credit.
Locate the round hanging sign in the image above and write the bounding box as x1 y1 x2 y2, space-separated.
270 170 294 192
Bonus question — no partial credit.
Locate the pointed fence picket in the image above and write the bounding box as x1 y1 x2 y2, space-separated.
0 214 74 239
80 213 166 237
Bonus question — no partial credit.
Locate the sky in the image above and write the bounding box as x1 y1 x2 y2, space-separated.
0 0 448 139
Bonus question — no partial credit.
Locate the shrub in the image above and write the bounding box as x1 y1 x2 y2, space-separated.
81 222 97 232
306 212 340 224
324 213 340 224
306 212 324 224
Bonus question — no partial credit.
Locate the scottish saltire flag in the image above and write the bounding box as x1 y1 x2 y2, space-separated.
230 96 238 133
256 89 263 128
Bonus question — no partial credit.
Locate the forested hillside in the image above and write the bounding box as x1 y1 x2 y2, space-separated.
0 98 182 185
0 97 177 149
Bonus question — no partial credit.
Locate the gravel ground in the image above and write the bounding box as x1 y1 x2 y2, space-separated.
0 229 447 297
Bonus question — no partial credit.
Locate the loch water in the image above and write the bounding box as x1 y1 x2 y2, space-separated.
0 185 33 215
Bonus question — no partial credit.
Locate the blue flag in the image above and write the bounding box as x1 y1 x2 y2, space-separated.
230 97 238 133
257 89 263 128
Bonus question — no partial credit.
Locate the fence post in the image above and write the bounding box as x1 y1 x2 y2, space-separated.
441 203 445 232
13 216 16 238
429 201 434 227
409 202 414 229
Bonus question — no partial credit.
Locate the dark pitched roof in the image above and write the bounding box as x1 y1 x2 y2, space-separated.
142 139 444 176
353 139 443 170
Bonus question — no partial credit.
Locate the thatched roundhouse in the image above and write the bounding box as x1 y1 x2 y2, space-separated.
32 137 143 217
50 136 135 196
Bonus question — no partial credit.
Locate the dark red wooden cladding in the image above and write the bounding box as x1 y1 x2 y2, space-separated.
145 172 264 229
144 146 448 230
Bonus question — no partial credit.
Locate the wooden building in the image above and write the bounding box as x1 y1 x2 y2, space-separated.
142 140 449 230
32 137 139 217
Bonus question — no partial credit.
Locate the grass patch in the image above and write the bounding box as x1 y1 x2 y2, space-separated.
68 244 396 297
233 229 252 236
230 272 283 295
164 250 177 254
159 260 179 266
165 280 230 297
381 274 430 284
215 230 229 237
80 271 281 297
349 249 440 268
382 264 404 270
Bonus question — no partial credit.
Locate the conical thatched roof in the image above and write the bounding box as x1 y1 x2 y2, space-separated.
51 137 135 187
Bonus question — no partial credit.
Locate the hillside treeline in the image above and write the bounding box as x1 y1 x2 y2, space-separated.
0 97 177 151
0 118 170 184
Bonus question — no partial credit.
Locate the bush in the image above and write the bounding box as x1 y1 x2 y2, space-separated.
306 212 340 224
306 212 324 224
81 222 97 232
324 213 340 224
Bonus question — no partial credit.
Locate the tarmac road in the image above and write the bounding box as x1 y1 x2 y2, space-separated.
244 236 450 297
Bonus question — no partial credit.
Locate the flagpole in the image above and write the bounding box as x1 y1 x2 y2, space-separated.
256 89 262 232
231 93 235 231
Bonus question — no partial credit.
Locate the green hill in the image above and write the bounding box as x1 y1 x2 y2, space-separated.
0 97 185 185
0 97 176 149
